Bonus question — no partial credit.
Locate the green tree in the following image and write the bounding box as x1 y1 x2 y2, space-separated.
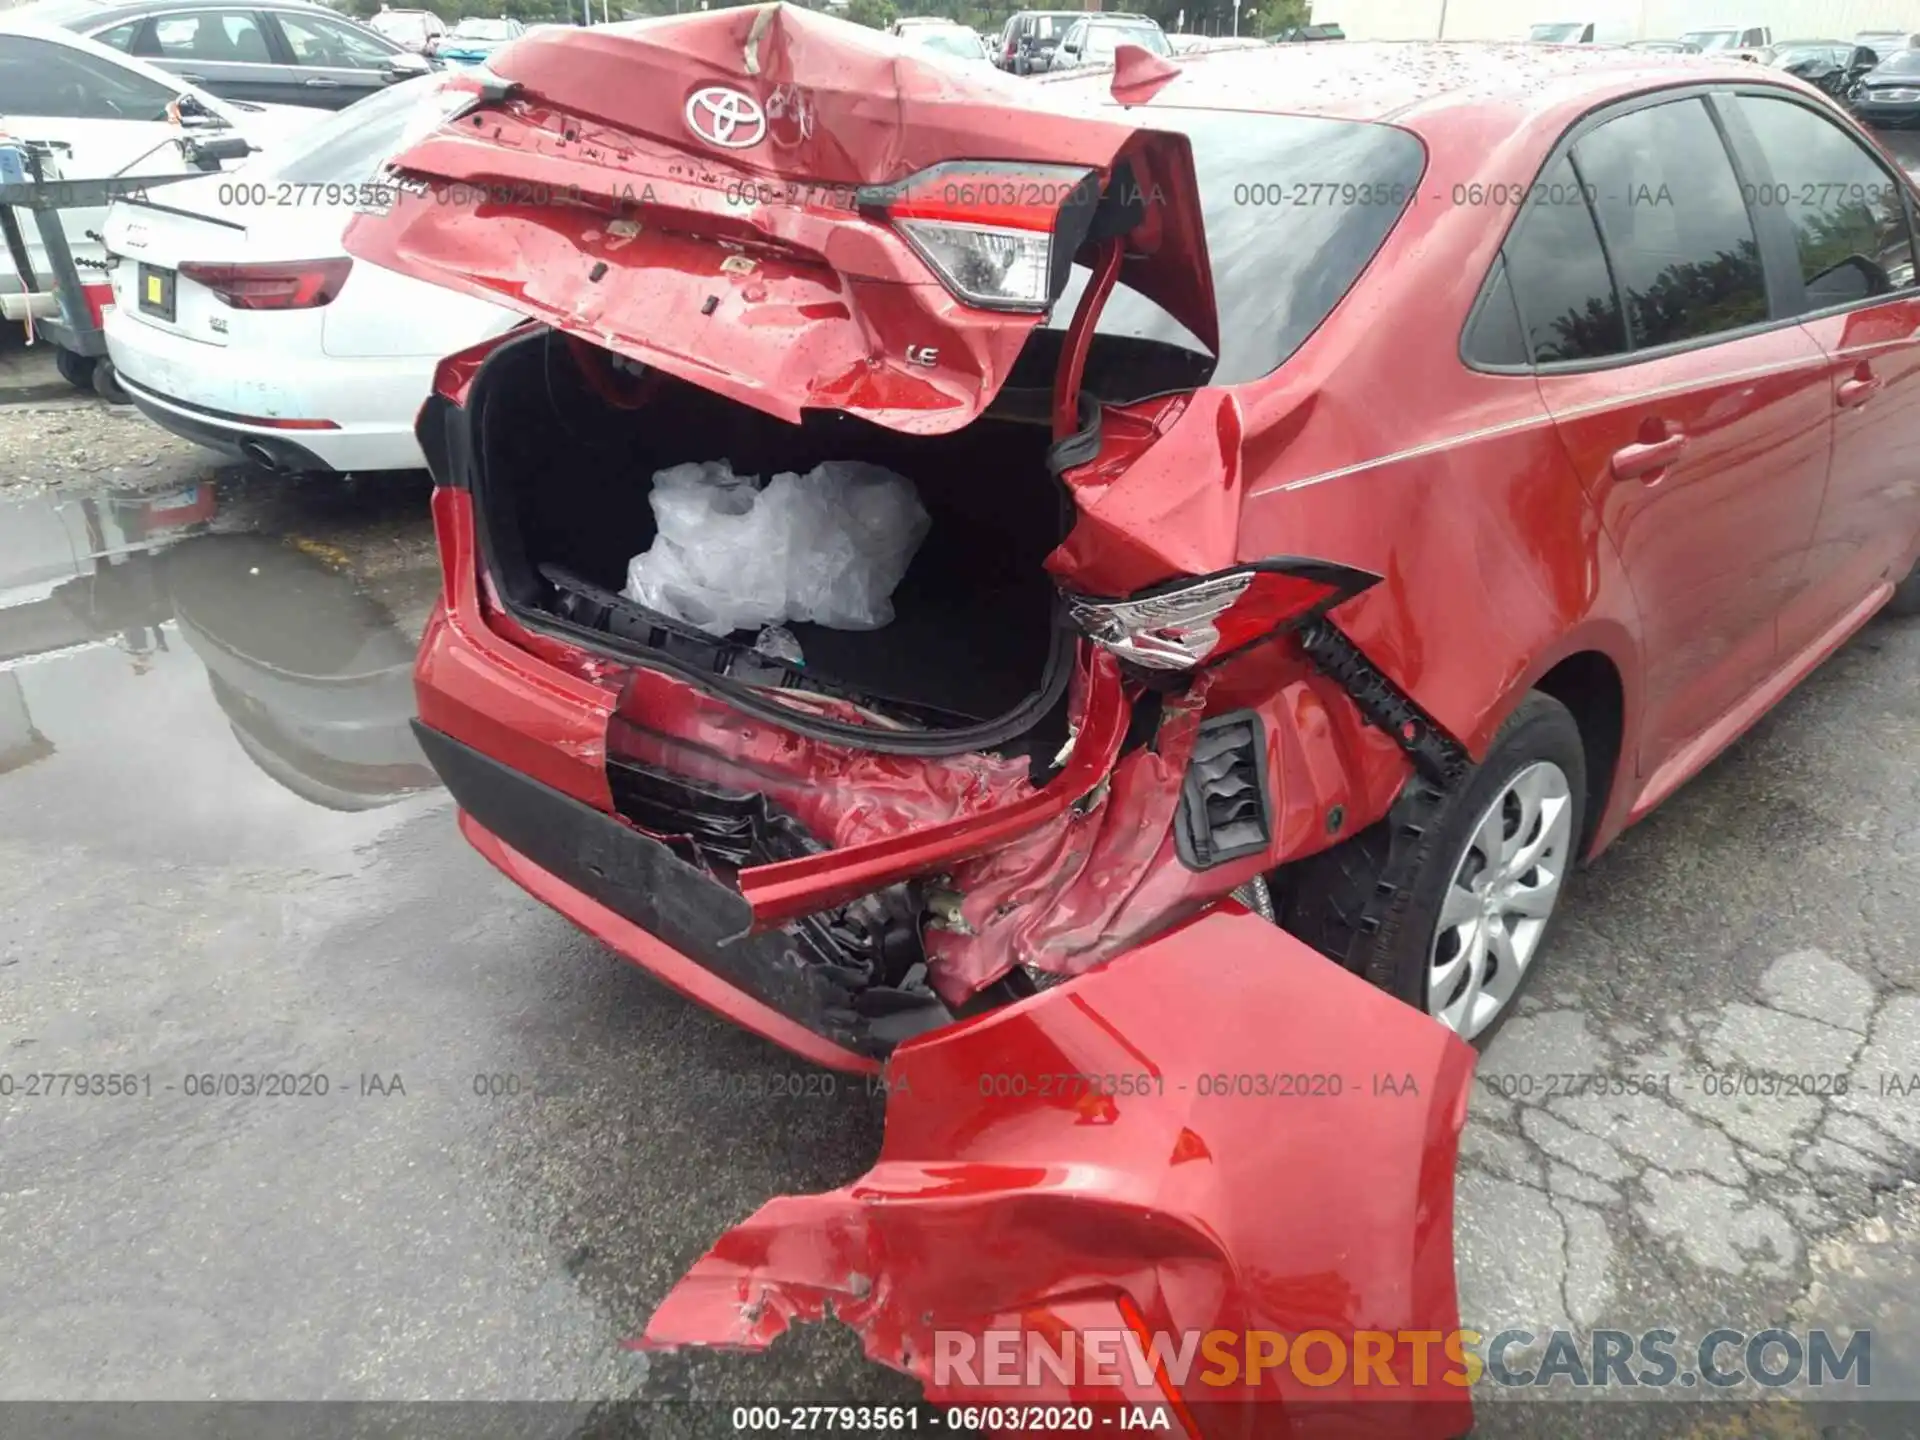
843 0 898 27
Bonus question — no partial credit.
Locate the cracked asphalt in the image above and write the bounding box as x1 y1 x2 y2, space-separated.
5 254 1920 1436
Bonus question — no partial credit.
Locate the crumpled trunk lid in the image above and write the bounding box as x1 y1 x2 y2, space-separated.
343 3 1216 434
642 905 1478 1437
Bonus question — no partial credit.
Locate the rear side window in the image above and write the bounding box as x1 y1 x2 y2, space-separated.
1498 155 1627 363
1733 93 1918 308
1046 109 1425 394
0 34 178 121
94 20 140 51
149 11 273 64
1573 97 1769 348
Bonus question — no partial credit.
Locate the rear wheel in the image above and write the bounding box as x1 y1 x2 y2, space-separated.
1279 691 1586 1047
53 347 96 391
1887 560 1920 618
91 357 130 405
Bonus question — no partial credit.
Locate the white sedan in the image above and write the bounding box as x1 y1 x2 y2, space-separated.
101 74 519 474
0 19 312 335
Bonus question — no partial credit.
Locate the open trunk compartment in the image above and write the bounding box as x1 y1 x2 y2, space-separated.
466 330 1075 738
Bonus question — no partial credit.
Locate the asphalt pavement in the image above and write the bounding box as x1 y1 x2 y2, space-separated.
6 138 1920 1431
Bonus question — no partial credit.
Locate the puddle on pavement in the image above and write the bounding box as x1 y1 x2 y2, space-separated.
0 474 447 870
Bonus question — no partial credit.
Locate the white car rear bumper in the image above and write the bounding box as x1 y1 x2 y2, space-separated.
105 303 436 473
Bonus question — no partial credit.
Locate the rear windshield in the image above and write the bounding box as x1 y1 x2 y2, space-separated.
260 74 443 184
1084 24 1171 56
916 28 987 57
1874 49 1920 72
1037 108 1426 401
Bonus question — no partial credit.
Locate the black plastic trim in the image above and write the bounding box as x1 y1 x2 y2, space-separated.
411 721 904 1058
1294 616 1470 786
1172 709 1272 870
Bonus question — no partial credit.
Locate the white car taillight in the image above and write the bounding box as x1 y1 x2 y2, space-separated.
1065 562 1380 670
858 161 1100 312
179 258 352 310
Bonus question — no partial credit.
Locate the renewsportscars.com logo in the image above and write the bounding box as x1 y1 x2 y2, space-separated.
930 1327 1872 1392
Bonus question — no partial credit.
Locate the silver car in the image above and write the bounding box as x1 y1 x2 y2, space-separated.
16 0 431 109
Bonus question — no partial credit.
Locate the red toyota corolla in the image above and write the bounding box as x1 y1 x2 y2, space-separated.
346 14 1920 1430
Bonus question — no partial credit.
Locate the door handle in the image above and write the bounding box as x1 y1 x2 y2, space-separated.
178 72 205 83
1838 374 1883 408
302 76 342 87
1610 432 1688 481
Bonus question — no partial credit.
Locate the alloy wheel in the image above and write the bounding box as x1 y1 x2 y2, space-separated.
1427 760 1573 1040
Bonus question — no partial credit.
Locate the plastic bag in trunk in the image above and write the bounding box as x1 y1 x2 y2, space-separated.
624 460 931 637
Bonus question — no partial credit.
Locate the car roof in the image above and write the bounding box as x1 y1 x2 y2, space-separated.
1037 39 1805 126
15 0 338 28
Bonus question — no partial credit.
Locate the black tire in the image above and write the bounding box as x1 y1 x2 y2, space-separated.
91 357 130 405
54 347 96 391
1886 561 1920 618
1279 691 1587 1049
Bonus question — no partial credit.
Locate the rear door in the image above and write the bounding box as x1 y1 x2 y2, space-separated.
1507 93 1833 782
262 8 396 109
1721 90 1920 652
129 9 283 108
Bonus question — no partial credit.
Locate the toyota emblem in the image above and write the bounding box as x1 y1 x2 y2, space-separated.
684 86 767 150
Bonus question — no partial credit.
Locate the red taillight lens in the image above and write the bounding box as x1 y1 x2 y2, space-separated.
179 258 352 310
1064 562 1379 670
858 160 1100 311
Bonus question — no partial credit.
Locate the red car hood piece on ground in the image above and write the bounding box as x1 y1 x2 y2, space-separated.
344 3 1217 435
643 907 1477 1438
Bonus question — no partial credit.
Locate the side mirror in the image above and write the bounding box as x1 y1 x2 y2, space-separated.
169 92 224 129
384 52 430 77
181 132 254 170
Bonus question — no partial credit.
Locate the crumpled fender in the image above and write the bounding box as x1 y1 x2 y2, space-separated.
642 907 1476 1438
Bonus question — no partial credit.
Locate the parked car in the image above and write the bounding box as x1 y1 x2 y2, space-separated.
1047 13 1171 68
1272 22 1345 40
366 5 445 53
1854 28 1920 54
430 15 521 65
1768 39 1877 98
1527 19 1634 42
887 16 956 36
343 16 1920 1413
0 16 311 387
899 21 996 69
20 0 433 110
1679 23 1770 51
1626 38 1701 52
1851 47 1920 124
100 73 518 472
993 8 1082 73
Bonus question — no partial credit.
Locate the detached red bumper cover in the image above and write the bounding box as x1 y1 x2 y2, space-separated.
642 908 1476 1438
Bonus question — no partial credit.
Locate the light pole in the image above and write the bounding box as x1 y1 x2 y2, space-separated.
1436 0 1447 37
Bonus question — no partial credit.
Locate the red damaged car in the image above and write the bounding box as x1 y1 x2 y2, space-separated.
345 13 1920 1430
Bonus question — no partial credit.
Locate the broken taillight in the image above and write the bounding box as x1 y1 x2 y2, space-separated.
858 161 1100 312
179 258 352 310
1064 561 1380 670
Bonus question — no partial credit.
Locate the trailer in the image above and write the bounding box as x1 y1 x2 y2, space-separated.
0 130 249 401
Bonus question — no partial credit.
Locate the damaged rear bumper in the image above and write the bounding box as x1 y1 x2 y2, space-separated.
642 907 1478 1438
